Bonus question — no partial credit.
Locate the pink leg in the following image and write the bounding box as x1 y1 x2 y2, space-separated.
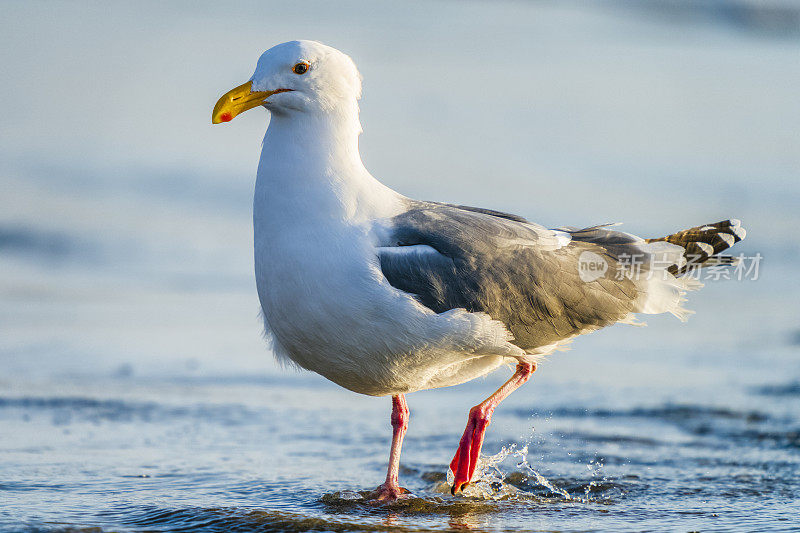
450 361 536 495
371 394 410 501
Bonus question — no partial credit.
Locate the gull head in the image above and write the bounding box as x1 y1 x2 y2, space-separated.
212 40 362 124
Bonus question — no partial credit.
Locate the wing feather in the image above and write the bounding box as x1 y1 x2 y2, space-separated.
378 202 639 351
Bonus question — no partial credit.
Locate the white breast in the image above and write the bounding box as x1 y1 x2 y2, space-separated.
251 113 521 396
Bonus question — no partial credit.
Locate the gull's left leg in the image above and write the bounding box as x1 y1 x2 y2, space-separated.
371 394 410 500
450 361 536 495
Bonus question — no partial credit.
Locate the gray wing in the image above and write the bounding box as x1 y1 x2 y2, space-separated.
378 202 639 351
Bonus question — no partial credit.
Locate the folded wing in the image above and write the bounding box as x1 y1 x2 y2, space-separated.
378 202 649 351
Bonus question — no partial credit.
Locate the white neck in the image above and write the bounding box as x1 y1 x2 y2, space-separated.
254 104 402 225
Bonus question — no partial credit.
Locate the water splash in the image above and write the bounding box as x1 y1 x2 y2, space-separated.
584 457 605 500
445 443 573 501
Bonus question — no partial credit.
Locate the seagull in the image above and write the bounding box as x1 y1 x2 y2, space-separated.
212 40 746 499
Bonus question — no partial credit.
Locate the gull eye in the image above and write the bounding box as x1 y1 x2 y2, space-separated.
292 62 309 75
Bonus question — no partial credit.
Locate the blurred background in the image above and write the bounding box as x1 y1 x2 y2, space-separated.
1 1 799 532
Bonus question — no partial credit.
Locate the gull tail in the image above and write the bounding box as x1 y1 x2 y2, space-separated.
646 219 747 276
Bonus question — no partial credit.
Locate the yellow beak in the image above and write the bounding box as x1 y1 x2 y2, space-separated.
212 81 291 124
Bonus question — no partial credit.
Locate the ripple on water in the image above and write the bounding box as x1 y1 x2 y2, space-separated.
0 396 266 426
100 505 420 533
522 402 800 451
523 403 771 423
755 381 800 397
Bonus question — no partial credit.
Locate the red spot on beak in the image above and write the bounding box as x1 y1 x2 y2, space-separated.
220 112 232 122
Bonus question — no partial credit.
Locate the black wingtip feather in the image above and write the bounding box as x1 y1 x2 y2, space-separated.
647 219 746 276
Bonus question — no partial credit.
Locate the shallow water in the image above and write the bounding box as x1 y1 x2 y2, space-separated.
2 356 800 532
2 1 800 532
